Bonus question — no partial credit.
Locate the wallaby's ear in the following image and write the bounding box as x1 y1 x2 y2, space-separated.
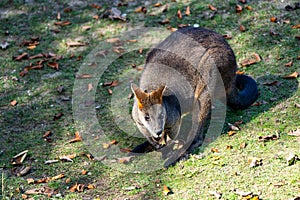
131 83 148 110
150 85 166 104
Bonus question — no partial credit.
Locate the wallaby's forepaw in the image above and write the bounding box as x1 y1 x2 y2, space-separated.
129 141 155 154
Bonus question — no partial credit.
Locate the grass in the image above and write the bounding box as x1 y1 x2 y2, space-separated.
0 0 299 199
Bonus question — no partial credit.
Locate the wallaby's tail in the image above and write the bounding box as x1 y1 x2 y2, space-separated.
227 74 258 110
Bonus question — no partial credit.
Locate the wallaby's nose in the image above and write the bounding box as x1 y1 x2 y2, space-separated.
155 129 163 137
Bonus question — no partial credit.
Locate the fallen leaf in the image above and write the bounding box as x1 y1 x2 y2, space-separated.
10 99 18 106
69 183 85 192
273 181 285 187
295 103 300 108
27 178 35 184
240 142 247 149
288 128 300 137
27 45 36 50
236 4 243 13
177 24 188 28
42 130 52 138
236 70 244 74
154 3 162 7
270 17 277 22
81 169 88 175
208 4 217 11
28 53 44 60
106 37 121 43
248 157 262 167
64 7 73 13
245 5 252 10
120 148 132 153
107 88 113 95
49 173 65 181
87 184 96 189
208 190 222 199
11 150 28 165
135 6 147 13
93 15 99 20
13 52 28 61
102 143 110 149
112 46 124 54
54 21 72 26
167 27 177 32
17 166 31 176
159 19 170 25
211 147 219 153
258 133 279 142
25 186 56 197
239 24 246 32
185 6 191 16
223 34 232 39
56 12 61 20
292 24 300 29
82 26 91 31
68 132 82 143
263 80 279 86
286 152 298 166
283 71 298 79
47 62 59 70
76 74 93 79
226 145 233 150
65 178 71 183
240 53 261 66
53 112 63 121
239 0 247 4
44 159 59 164
177 10 182 19
126 39 138 43
66 41 89 47
285 61 293 67
228 130 236 136
91 3 101 9
118 156 133 164
163 185 172 195
87 83 93 91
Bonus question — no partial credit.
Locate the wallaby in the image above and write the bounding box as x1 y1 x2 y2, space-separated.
131 27 258 165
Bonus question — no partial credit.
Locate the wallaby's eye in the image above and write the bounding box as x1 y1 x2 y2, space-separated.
144 113 150 121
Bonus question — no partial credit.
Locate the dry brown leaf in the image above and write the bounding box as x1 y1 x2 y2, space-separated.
159 19 170 25
81 169 88 175
236 4 243 13
292 24 300 29
288 128 300 137
69 183 85 192
263 80 279 86
76 74 93 79
11 150 28 165
87 83 93 92
87 184 96 189
68 132 82 143
248 157 262 167
17 166 31 176
42 131 52 138
245 5 252 10
185 6 191 16
236 70 244 74
120 148 132 153
223 34 232 39
47 61 59 70
154 3 162 7
82 26 91 31
228 131 236 136
49 173 65 181
27 178 35 184
177 10 182 19
64 7 73 13
177 24 188 28
25 186 56 197
239 24 246 32
112 46 124 54
53 112 63 121
65 178 71 183
54 21 72 26
270 17 277 22
240 53 261 66
118 156 133 164
27 45 36 50
106 37 121 43
283 71 298 79
208 4 217 11
126 39 138 43
240 142 247 149
211 147 219 153
135 6 146 13
93 15 99 20
273 181 285 187
66 41 88 47
285 61 293 67
163 185 172 195
10 99 18 106
258 134 279 142
91 3 101 9
14 52 28 61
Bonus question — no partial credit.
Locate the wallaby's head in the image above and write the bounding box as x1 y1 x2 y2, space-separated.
131 83 167 141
